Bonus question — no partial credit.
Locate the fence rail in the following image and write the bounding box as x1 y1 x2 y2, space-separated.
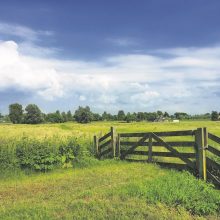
94 127 220 186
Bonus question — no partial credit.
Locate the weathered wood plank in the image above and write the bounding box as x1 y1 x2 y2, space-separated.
207 157 220 171
121 150 195 158
207 145 220 157
120 134 149 159
148 134 153 162
99 132 111 143
120 130 194 137
151 133 195 169
99 139 111 149
100 148 112 157
111 127 116 158
208 133 220 145
120 141 195 147
94 136 99 157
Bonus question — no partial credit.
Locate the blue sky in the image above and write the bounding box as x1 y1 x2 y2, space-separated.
0 0 220 114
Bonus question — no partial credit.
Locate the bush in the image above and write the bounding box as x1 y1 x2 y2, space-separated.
0 143 18 170
59 138 80 168
16 138 60 171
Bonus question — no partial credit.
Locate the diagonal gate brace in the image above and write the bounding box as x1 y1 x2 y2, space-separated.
151 132 195 169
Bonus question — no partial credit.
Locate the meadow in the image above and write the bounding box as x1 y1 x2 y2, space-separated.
0 121 220 219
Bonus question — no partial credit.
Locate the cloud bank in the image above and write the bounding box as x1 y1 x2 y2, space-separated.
0 23 220 113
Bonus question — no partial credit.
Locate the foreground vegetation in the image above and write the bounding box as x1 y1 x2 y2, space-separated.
0 121 220 219
0 161 219 219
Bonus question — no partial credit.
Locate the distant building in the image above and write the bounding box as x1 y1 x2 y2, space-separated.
172 119 180 123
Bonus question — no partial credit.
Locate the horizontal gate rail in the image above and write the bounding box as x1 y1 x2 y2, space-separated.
207 145 220 157
120 141 195 147
94 127 220 186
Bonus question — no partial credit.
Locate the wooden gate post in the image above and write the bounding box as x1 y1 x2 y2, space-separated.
195 127 207 181
116 133 121 157
94 135 99 158
111 127 116 158
148 133 153 162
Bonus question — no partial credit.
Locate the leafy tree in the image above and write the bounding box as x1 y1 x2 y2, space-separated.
93 113 102 121
211 111 219 121
24 104 43 124
137 112 145 121
164 112 170 118
9 103 23 124
117 110 125 121
66 110 73 121
74 106 93 123
157 110 163 117
61 112 67 122
125 112 136 123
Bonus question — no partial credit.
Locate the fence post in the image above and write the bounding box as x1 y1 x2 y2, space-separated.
111 127 116 158
195 127 207 181
94 135 99 158
116 133 121 157
148 133 153 162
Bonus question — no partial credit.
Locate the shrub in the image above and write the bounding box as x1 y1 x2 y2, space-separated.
16 138 60 171
0 142 18 170
59 138 80 168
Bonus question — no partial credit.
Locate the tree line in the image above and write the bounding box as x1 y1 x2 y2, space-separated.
0 103 219 124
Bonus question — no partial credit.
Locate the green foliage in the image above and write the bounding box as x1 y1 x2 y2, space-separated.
24 104 43 124
59 138 80 167
16 138 60 171
74 106 93 123
211 111 219 121
9 103 23 124
0 143 18 170
121 170 220 215
117 110 126 121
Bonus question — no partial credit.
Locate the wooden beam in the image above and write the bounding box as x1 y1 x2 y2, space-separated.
94 135 99 158
111 127 116 158
120 134 149 159
120 141 195 147
99 132 111 143
207 145 220 157
151 133 195 169
120 130 194 137
99 140 111 150
148 134 153 162
195 128 207 181
208 133 220 145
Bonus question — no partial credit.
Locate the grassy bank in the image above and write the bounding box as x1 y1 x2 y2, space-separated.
0 161 219 220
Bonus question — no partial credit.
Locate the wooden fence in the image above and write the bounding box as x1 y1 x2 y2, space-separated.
94 127 220 186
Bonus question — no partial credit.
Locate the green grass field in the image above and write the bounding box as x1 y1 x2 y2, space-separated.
0 121 220 219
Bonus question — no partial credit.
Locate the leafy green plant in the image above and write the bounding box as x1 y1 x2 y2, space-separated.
16 137 60 171
59 138 80 168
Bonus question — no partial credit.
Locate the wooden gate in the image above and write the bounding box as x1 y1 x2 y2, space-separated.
94 127 220 185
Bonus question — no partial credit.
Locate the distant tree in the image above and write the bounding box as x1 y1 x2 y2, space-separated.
66 110 73 121
211 111 219 121
174 112 189 120
74 106 93 123
24 104 43 124
125 112 136 123
117 110 125 121
61 112 67 122
164 112 170 118
157 110 163 117
93 113 102 121
137 112 145 121
102 111 108 121
9 103 23 124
